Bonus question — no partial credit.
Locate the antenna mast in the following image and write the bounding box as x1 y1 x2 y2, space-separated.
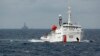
67 0 71 24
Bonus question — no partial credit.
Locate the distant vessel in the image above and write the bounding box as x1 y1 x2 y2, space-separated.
40 0 83 42
22 22 28 30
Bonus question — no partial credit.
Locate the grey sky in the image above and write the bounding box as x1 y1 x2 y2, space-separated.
0 0 100 29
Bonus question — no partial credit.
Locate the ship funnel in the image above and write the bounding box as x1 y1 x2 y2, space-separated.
59 14 62 26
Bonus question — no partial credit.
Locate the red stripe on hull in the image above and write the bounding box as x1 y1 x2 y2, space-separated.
63 35 67 43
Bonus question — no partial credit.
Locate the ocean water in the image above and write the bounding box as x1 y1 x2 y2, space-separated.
0 29 100 56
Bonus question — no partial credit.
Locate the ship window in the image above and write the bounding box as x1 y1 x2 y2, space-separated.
56 33 61 34
58 37 60 38
63 26 68 28
63 23 68 24
69 35 73 38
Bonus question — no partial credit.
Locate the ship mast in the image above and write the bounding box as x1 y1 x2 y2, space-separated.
67 0 71 24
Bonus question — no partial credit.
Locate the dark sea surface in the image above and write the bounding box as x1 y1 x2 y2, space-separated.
0 29 100 56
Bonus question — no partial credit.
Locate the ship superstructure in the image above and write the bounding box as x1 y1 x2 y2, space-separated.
40 0 83 42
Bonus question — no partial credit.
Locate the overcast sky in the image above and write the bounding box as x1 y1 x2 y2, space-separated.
0 0 100 29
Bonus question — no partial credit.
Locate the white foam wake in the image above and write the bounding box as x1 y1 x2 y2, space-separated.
80 39 94 43
28 39 44 42
0 39 45 43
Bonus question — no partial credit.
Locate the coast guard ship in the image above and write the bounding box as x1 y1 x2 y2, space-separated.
40 0 83 42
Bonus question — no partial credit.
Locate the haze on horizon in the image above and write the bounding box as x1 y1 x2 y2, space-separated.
0 0 100 29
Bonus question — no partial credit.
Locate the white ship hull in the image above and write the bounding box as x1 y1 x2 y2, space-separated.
40 27 83 42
